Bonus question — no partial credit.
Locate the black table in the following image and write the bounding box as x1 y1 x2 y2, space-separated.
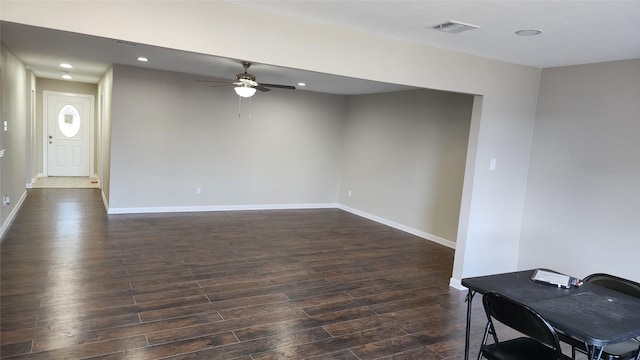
462 269 640 360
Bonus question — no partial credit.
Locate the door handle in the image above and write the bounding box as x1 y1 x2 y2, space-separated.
49 135 53 144
48 135 53 139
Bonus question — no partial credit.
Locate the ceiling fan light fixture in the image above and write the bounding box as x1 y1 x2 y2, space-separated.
234 85 256 98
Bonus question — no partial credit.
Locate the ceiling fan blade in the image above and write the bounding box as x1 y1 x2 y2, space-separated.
260 83 296 90
196 79 234 84
200 63 296 96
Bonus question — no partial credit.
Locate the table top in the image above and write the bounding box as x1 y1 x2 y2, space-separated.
462 269 640 347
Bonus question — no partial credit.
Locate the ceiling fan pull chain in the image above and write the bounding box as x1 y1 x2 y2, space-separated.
238 95 242 117
248 97 252 118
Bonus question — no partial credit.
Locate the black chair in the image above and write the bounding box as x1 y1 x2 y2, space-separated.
565 274 640 360
478 291 571 360
585 273 640 298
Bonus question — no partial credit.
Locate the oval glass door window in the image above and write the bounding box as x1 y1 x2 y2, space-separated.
57 105 81 138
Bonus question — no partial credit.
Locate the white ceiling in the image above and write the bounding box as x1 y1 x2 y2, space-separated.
0 21 415 95
1 1 639 94
229 0 640 68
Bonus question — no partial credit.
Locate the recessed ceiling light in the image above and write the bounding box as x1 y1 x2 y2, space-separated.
60 63 73 69
297 82 306 87
137 57 149 62
61 74 73 80
515 29 543 36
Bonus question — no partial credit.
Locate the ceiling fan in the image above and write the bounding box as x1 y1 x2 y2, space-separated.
198 61 295 98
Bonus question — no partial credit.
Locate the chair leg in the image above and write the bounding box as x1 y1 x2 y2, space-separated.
477 322 492 360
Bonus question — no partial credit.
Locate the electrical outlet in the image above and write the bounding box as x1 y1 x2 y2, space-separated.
196 187 202 195
348 190 352 197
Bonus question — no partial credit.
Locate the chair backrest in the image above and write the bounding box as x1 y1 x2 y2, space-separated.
483 291 564 357
584 273 640 298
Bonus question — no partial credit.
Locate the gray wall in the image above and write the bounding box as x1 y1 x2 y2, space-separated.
107 65 473 245
109 65 346 210
97 67 113 206
520 59 640 281
340 89 472 244
0 45 28 237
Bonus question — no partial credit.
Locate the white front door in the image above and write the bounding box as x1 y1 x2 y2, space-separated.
45 92 93 177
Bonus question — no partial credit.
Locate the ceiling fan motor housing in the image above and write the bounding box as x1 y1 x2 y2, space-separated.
236 72 256 82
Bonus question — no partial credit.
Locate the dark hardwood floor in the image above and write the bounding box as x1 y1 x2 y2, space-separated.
1 189 488 359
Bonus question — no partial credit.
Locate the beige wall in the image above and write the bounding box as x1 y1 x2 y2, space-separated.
520 59 640 281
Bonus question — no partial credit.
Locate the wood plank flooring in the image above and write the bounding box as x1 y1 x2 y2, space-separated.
1 189 487 359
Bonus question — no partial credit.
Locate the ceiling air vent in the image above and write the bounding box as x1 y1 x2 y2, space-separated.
431 21 480 34
114 39 137 47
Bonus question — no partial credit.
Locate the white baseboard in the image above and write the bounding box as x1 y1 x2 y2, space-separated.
449 277 466 291
0 190 28 242
108 202 339 215
101 189 109 212
337 204 456 249
26 175 39 189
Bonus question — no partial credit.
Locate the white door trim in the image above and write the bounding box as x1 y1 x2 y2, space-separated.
43 91 95 177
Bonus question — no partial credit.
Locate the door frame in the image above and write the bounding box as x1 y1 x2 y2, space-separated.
43 91 95 177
